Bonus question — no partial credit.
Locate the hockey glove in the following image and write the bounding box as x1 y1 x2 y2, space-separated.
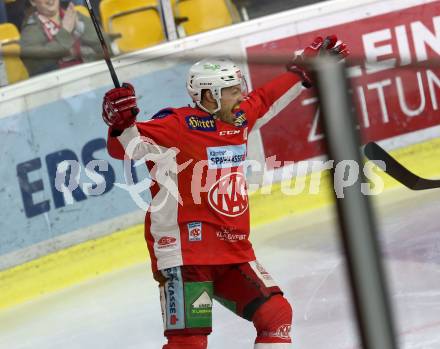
102 82 140 130
286 35 349 88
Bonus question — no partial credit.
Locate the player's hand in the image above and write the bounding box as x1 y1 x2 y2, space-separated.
286 35 349 88
102 83 139 130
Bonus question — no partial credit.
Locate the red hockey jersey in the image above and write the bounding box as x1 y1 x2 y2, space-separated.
107 72 302 271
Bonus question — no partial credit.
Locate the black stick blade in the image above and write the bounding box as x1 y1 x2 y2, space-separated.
364 142 440 190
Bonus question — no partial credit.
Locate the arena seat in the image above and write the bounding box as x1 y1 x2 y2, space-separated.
100 0 165 53
173 0 240 36
0 23 29 85
75 5 90 17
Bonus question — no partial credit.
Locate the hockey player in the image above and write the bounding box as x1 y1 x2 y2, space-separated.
103 36 348 349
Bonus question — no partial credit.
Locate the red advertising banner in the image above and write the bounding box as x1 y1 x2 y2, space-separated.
246 1 440 166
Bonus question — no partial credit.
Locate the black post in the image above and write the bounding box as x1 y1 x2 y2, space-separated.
313 56 398 349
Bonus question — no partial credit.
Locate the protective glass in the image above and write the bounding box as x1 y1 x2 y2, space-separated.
240 75 249 97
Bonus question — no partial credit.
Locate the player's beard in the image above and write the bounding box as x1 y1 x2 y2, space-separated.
215 104 240 125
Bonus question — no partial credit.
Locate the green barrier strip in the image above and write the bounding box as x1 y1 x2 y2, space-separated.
1 138 439 310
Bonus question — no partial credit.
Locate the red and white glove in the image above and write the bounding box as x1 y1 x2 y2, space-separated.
286 35 349 88
102 82 139 130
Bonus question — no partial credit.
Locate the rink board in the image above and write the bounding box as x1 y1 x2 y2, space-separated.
1 137 439 310
1 0 440 309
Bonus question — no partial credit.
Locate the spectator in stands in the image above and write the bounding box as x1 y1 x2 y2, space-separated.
0 0 7 24
20 0 109 77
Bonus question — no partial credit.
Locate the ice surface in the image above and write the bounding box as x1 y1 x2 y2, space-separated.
1 188 439 349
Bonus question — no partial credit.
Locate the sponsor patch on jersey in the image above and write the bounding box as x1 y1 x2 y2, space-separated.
216 227 247 242
219 129 241 136
208 172 248 217
206 144 246 169
185 115 217 131
157 236 177 249
152 108 174 119
233 110 248 127
187 222 202 242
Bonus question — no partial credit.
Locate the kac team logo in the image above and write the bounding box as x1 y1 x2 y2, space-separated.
187 222 202 242
261 324 291 340
275 324 292 339
208 172 248 217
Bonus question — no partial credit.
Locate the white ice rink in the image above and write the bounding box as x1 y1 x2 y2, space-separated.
1 188 440 349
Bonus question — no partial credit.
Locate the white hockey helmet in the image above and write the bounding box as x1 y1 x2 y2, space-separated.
186 58 247 113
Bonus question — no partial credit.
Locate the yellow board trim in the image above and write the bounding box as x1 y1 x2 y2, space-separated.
1 138 439 310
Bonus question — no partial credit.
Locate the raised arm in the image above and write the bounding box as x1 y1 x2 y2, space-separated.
244 35 349 131
103 83 180 160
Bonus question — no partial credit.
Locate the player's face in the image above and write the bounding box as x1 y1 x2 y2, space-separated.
31 0 60 18
217 85 244 124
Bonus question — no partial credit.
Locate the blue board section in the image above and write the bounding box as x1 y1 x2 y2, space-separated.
0 64 192 256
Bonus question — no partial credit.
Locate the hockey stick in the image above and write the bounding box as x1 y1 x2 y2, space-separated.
364 142 440 190
84 0 120 88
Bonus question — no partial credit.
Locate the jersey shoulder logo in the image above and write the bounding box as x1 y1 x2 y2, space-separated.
233 110 248 127
185 115 217 131
152 108 174 119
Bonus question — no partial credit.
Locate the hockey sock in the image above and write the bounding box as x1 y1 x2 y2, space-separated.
163 334 208 349
252 294 292 345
